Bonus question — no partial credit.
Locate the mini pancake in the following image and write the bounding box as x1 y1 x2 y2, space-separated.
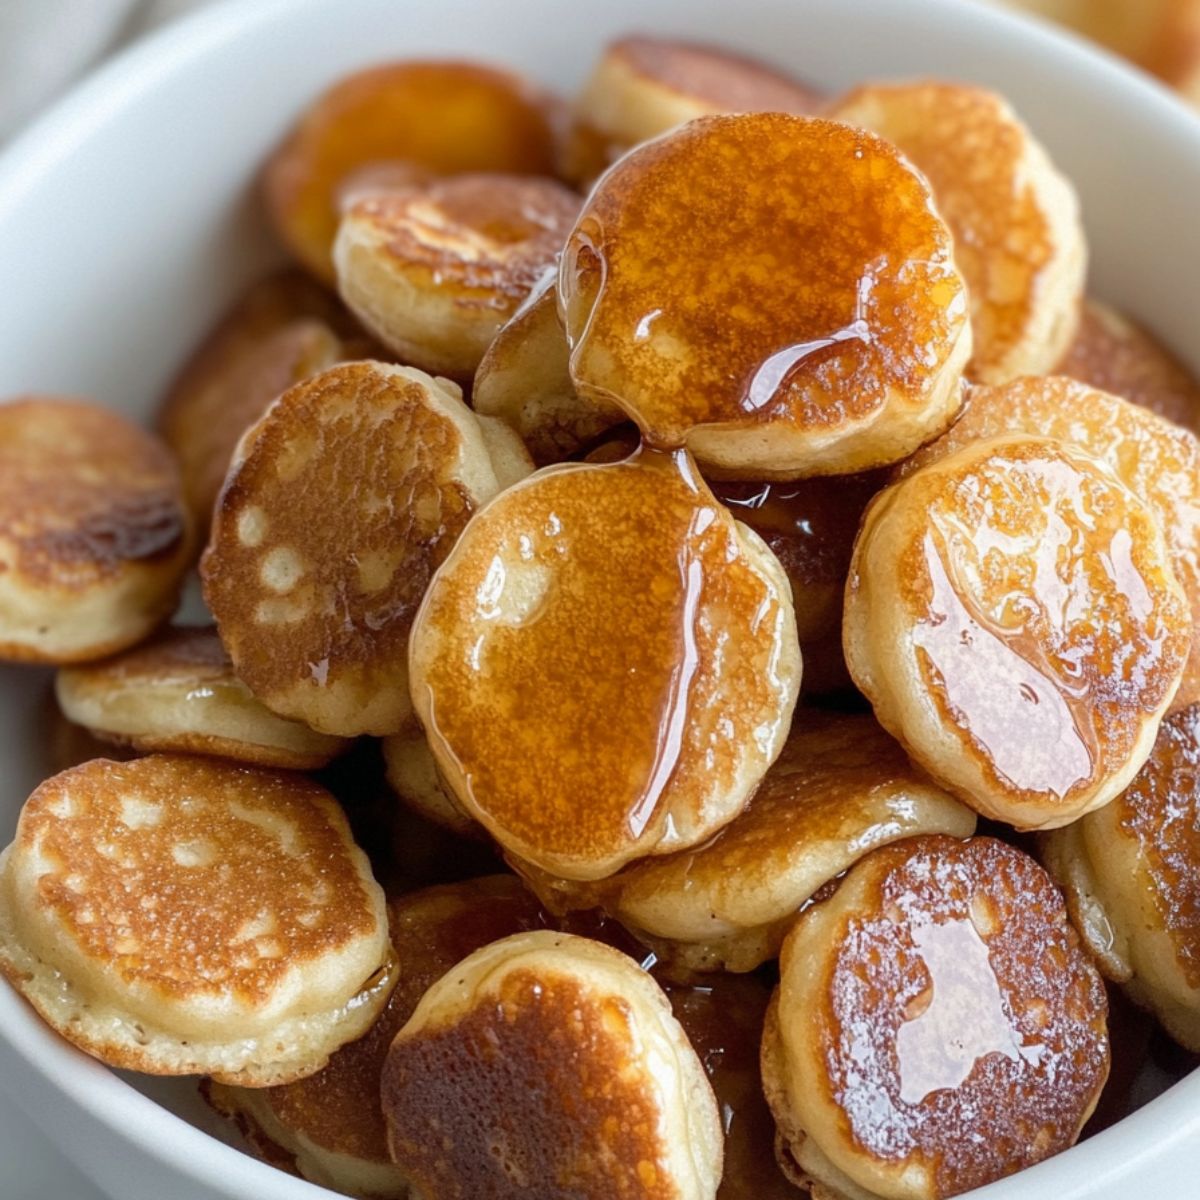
1058 298 1200 433
202 361 531 738
206 875 546 1197
563 35 821 187
55 625 349 770
525 713 975 976
763 836 1109 1200
831 80 1085 384
408 445 801 881
382 716 478 837
473 269 624 466
0 397 192 663
901 375 1200 711
559 114 971 478
846 434 1190 829
1040 702 1200 1051
158 268 357 537
334 173 580 380
666 974 798 1200
0 755 394 1085
713 473 880 643
263 60 560 283
381 930 723 1199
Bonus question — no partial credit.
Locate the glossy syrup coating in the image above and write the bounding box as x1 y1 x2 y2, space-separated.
831 80 1085 384
0 755 394 1085
382 715 479 837
202 361 527 738
54 625 349 770
206 876 547 1197
846 435 1190 829
156 268 362 538
902 375 1200 711
563 35 821 186
408 445 801 881
381 931 723 1200
526 712 975 977
559 113 971 479
765 836 1109 1200
473 269 625 466
1057 298 1200 433
666 974 798 1200
1040 702 1200 1050
262 60 560 283
0 397 192 663
334 173 580 380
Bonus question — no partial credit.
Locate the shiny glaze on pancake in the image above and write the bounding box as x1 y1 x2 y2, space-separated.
902 375 1200 711
263 61 559 282
409 444 799 880
559 113 969 475
849 436 1189 826
776 837 1109 1197
1058 299 1200 433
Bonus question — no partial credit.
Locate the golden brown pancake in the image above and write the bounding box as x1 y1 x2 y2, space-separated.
666 974 798 1200
1040 702 1200 1050
473 269 625 466
202 361 529 737
0 397 192 663
408 445 801 881
524 713 975 976
263 61 560 283
563 35 821 187
157 269 363 537
335 173 579 380
1057 298 1200 433
846 434 1190 828
206 876 546 1197
559 114 971 478
55 625 349 770
0 755 394 1085
902 375 1200 712
831 81 1085 384
381 931 723 1199
763 836 1109 1200
381 716 478 837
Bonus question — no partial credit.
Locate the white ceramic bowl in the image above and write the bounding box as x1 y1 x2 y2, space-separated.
1 1 1198 1196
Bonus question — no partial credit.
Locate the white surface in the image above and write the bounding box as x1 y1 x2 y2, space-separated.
0 1089 106 1200
0 0 1198 1197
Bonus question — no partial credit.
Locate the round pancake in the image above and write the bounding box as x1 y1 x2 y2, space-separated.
408 446 801 881
202 361 530 737
473 269 625 466
846 434 1190 828
381 930 723 1199
1040 702 1200 1051
206 875 546 1197
334 173 579 380
0 755 395 1085
559 114 971 478
382 716 478 837
713 473 880 643
529 713 976 976
831 80 1085 384
157 269 362 537
0 397 192 663
1057 298 1200 433
666 973 798 1200
563 35 821 187
264 60 560 283
901 375 1200 712
764 836 1109 1200
55 625 349 770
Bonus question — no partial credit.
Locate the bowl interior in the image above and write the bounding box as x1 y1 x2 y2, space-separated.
0 0 1198 1197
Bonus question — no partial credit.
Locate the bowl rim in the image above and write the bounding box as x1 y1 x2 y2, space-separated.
0 0 1199 1197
